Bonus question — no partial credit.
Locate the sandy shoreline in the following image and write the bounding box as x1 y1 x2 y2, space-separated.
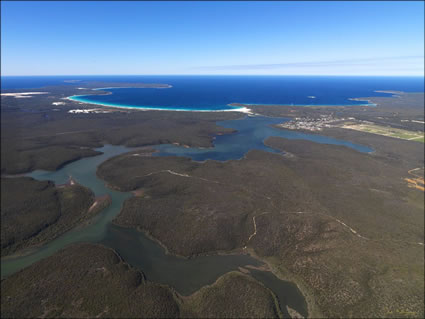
66 84 378 114
66 95 253 114
1 92 48 98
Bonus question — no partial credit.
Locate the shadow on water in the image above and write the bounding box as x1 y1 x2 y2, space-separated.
101 224 308 317
1 115 373 317
250 269 308 318
101 224 264 295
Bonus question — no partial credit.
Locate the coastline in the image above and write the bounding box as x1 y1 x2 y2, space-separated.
237 101 375 107
67 91 375 114
66 83 377 114
67 94 253 114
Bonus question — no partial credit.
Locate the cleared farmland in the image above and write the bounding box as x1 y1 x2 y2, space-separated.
340 122 424 143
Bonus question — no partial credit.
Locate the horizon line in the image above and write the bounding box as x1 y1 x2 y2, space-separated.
2 74 424 77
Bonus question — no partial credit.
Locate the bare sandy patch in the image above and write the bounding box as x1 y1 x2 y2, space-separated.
1 92 48 98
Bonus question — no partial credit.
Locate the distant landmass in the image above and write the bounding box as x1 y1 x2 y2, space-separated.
1 76 423 318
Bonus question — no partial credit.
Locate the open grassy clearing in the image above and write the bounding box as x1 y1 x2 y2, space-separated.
340 122 424 143
410 135 424 143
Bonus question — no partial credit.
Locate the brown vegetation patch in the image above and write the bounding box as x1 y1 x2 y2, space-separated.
405 167 425 192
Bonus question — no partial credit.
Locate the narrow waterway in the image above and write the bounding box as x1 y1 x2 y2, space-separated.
1 115 372 317
154 115 372 160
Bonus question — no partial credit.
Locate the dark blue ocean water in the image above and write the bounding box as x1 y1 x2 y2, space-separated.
2 75 424 111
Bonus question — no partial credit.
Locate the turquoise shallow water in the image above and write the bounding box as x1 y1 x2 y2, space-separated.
2 74 422 316
68 86 371 112
59 75 424 111
69 92 247 112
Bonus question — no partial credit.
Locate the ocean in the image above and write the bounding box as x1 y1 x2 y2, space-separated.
2 75 424 111
2 75 422 315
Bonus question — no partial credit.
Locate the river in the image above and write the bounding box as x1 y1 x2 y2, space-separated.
2 115 373 317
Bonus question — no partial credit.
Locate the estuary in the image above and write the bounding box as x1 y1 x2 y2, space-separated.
1 114 373 317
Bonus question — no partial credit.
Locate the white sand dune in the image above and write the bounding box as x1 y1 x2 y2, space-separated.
1 92 48 98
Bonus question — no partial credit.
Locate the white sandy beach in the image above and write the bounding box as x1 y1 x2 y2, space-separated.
1 92 48 98
66 95 253 114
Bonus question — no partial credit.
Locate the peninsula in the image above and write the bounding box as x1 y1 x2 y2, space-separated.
1 80 423 318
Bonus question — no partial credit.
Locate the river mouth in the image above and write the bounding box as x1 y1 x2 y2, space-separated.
1 115 374 317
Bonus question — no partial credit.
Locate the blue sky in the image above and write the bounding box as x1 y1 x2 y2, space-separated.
1 1 424 76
